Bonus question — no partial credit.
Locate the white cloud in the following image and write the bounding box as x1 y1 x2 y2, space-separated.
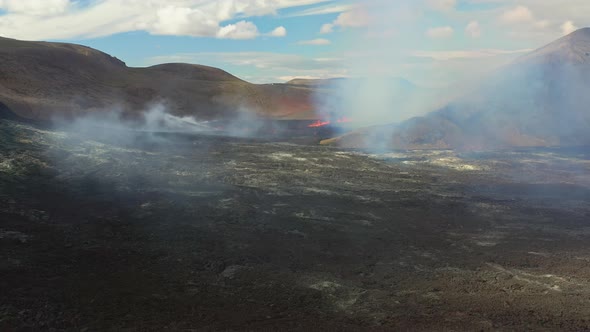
298 38 331 45
320 23 334 34
500 6 534 24
0 0 329 40
216 21 259 40
490 2 589 43
561 20 577 35
333 9 370 28
465 21 481 38
521 0 590 29
0 0 70 16
316 6 369 35
269 26 287 37
152 6 219 37
426 26 454 38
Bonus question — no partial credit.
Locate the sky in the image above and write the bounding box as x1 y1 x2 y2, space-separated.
0 0 588 86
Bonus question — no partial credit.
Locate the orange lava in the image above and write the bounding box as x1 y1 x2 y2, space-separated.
308 117 352 128
308 120 331 128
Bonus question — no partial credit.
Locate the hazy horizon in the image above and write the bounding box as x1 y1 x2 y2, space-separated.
0 0 588 86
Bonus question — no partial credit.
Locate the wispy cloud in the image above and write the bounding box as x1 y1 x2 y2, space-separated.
316 5 369 34
500 5 534 24
297 38 331 45
0 0 329 40
2 0 587 87
412 48 533 61
287 2 354 17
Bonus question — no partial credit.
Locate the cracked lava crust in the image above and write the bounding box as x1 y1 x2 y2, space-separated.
1 119 590 331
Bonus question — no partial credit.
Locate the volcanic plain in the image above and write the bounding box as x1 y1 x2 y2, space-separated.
1 119 589 330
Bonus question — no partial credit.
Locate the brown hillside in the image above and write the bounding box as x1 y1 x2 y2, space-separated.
0 36 317 121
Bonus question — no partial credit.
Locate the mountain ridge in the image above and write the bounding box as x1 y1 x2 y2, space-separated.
514 27 590 65
0 36 317 121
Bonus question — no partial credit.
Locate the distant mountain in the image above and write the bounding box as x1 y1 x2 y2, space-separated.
0 36 317 121
286 76 439 126
325 28 590 150
286 77 418 92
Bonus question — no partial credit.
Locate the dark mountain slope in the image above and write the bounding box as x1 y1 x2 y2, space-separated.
0 36 317 121
325 28 590 150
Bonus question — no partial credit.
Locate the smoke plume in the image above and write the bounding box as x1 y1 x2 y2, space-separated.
50 101 281 145
315 2 590 151
311 1 457 151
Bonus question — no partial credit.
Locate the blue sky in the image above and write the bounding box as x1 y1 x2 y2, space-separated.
0 0 588 85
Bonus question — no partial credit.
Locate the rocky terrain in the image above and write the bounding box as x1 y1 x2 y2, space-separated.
1 119 589 330
324 28 590 150
0 36 317 122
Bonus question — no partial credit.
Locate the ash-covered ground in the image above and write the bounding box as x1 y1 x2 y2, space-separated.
1 119 590 331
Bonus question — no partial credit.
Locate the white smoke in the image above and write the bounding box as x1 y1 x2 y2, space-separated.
51 102 280 142
313 1 450 146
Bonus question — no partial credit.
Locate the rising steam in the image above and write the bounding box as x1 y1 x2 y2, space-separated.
314 2 590 151
50 102 283 144
313 1 449 134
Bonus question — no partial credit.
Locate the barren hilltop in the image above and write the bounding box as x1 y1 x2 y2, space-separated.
0 36 317 121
